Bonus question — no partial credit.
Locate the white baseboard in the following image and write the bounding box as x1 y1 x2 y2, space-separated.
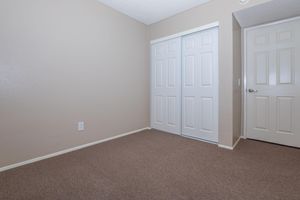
240 135 247 139
218 136 243 150
218 144 234 150
232 136 242 149
0 127 151 173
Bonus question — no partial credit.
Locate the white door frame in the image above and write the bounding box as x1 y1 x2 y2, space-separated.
150 21 219 143
242 16 300 139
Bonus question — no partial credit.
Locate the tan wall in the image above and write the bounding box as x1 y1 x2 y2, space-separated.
148 0 271 146
232 16 242 144
0 0 274 168
0 0 149 167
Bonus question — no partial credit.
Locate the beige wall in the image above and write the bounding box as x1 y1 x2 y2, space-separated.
0 0 149 168
0 0 274 168
148 0 271 147
232 16 242 144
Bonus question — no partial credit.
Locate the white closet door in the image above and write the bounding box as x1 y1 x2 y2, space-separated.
151 38 181 135
182 28 219 142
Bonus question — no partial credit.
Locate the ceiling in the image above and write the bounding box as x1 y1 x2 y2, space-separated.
97 0 211 25
234 0 300 28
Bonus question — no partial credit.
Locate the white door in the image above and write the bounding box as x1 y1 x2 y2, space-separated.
182 28 219 142
151 38 181 135
246 18 300 147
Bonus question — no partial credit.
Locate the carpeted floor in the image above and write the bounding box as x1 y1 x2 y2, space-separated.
0 130 299 200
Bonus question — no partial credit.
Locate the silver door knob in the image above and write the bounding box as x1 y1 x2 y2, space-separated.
248 89 258 93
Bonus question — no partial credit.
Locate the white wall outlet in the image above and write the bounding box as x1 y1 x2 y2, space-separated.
78 121 85 131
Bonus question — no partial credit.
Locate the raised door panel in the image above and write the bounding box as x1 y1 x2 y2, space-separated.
201 32 213 46
254 96 269 130
255 52 269 85
155 61 164 88
154 95 164 124
200 53 213 87
276 97 294 134
183 97 196 130
255 34 269 46
167 58 176 88
167 96 177 126
200 97 213 132
184 55 196 88
277 48 294 84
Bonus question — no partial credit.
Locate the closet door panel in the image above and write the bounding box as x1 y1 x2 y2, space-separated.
151 38 181 135
182 28 219 142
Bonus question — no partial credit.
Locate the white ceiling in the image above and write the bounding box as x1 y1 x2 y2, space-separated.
97 0 211 25
234 0 300 28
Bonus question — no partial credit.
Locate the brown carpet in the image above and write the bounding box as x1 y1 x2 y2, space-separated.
0 130 299 200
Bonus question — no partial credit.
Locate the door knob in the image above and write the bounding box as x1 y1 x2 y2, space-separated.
248 89 258 93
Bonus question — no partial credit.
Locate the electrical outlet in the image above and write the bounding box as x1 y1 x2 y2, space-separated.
78 121 85 131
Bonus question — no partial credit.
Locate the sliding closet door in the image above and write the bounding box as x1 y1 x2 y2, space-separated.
182 28 219 142
151 38 181 135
